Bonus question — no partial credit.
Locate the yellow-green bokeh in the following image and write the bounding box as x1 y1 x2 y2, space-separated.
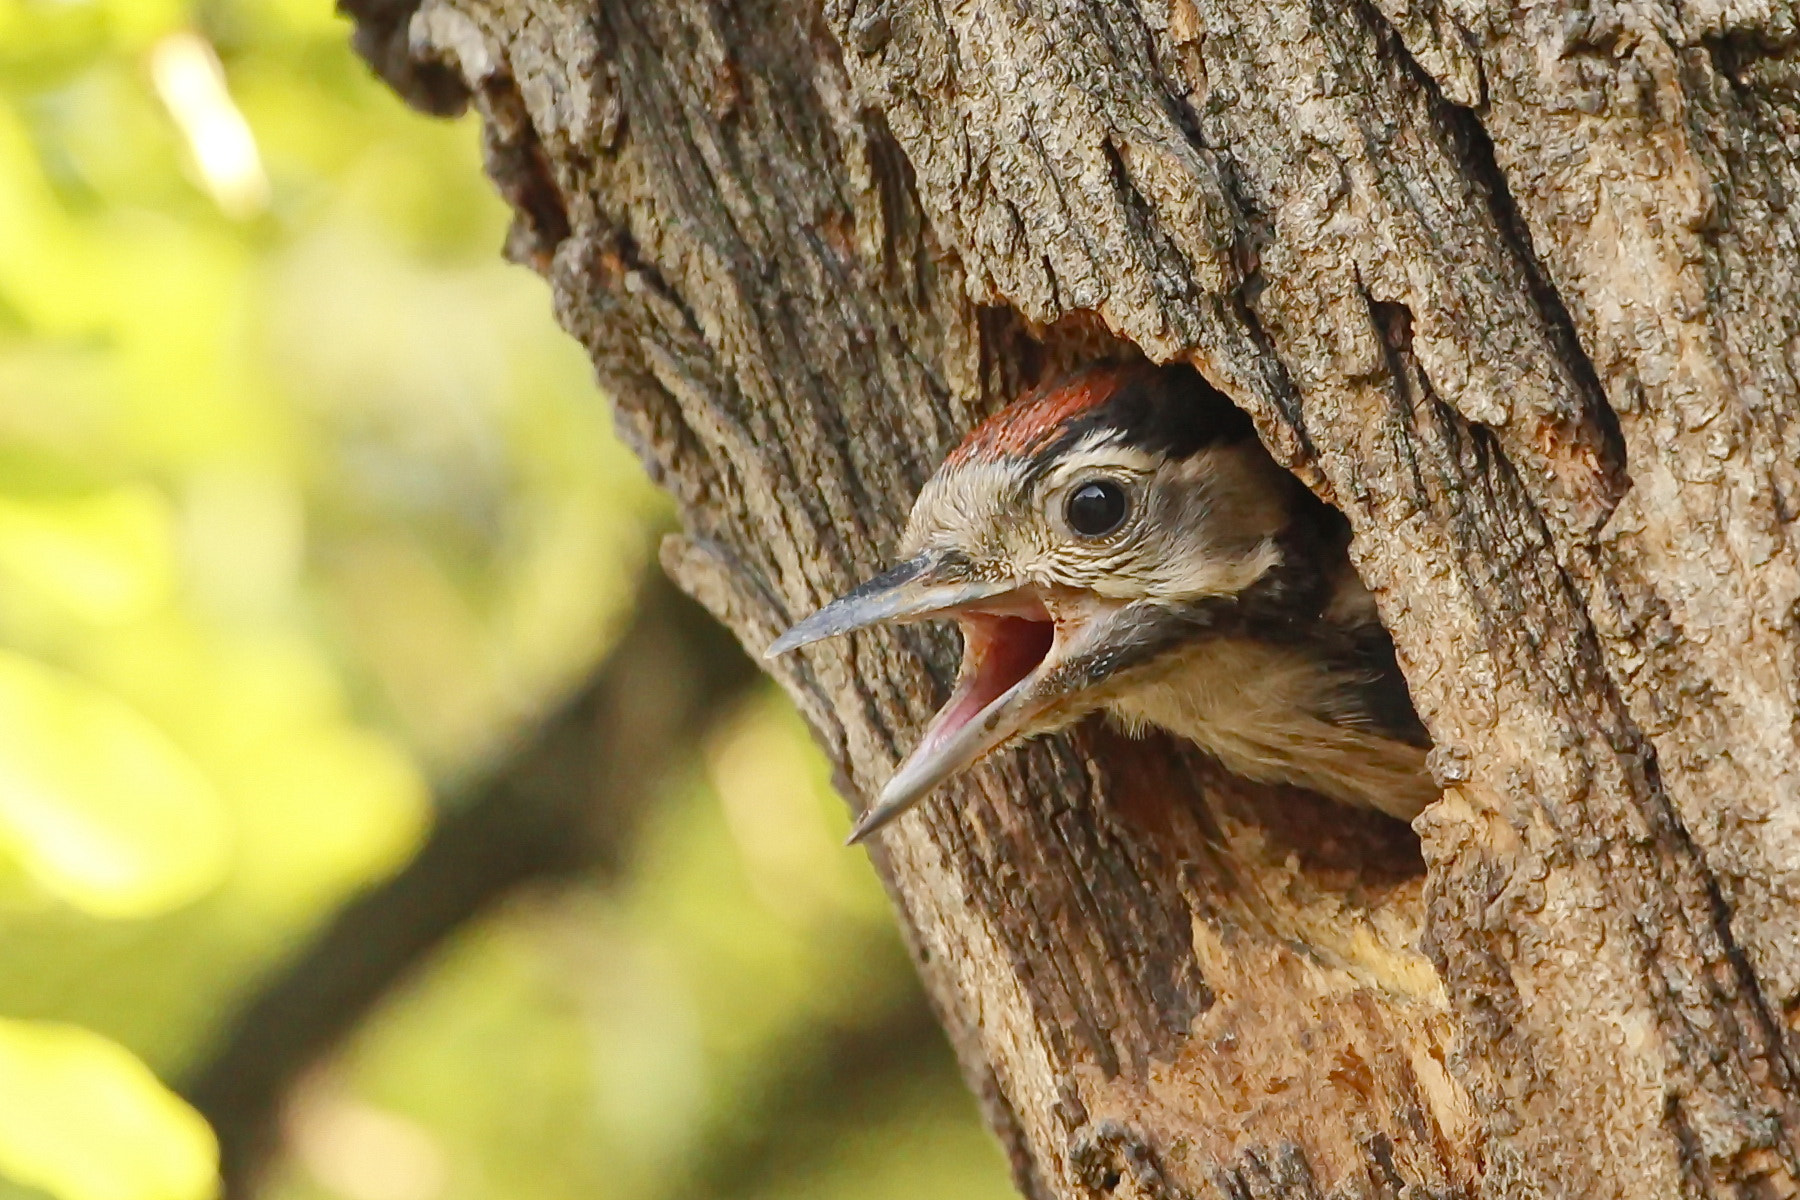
0 3 1010 1199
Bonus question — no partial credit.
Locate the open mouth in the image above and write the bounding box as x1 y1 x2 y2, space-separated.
847 601 1063 843
763 559 1115 843
914 612 1057 762
901 572 1079 785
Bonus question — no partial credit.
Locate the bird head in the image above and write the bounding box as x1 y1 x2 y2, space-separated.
770 364 1311 843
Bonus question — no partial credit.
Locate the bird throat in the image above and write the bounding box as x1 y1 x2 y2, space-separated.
922 614 1055 759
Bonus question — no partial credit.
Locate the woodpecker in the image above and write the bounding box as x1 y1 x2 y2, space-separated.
769 363 1437 844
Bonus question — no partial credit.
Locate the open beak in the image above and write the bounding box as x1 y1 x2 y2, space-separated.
768 552 1146 844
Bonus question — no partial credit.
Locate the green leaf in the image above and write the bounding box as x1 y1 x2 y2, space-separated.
0 650 228 917
0 1019 217 1200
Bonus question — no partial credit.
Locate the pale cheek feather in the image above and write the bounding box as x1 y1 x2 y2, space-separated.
1031 444 1295 601
1037 438 1163 481
904 460 1028 561
1102 638 1437 820
1134 445 1292 602
906 441 1298 604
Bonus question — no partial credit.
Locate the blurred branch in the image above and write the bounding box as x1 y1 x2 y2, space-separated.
181 567 759 1198
691 992 956 1199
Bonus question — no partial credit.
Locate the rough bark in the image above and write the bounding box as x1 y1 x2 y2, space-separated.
344 0 1800 1196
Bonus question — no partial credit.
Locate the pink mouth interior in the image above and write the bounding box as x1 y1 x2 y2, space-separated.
915 612 1055 759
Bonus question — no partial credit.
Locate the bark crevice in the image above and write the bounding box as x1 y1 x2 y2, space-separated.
1357 0 1628 531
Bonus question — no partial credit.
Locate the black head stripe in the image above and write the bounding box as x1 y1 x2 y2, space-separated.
1033 365 1255 469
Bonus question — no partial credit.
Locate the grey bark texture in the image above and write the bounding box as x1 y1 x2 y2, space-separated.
344 0 1800 1196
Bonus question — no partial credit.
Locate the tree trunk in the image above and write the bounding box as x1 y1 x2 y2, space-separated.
344 0 1800 1195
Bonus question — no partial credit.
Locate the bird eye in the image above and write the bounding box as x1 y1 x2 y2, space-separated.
1065 480 1129 537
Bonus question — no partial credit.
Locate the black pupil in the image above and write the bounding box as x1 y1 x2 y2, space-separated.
1066 481 1128 536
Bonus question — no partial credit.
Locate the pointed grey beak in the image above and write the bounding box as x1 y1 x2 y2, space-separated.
767 551 1046 845
769 554 1176 847
765 553 1019 659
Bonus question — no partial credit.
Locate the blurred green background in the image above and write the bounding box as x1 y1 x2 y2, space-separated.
0 2 1013 1198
